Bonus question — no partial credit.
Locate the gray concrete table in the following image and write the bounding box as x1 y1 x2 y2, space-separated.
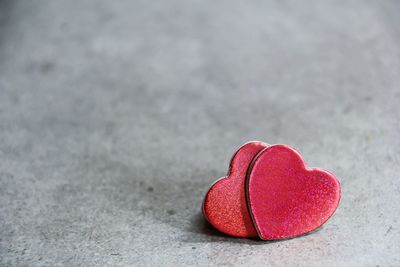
1 1 399 266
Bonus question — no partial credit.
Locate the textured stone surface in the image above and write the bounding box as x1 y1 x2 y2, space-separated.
0 0 399 266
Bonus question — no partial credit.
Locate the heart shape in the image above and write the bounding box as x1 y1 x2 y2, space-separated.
246 144 341 240
203 141 268 237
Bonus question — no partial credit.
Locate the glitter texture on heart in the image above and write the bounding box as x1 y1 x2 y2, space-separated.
202 142 341 240
246 144 341 240
202 141 268 237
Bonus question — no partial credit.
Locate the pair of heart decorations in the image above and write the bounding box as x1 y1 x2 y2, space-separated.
202 141 341 240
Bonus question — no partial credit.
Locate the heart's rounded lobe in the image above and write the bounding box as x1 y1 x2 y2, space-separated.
203 141 268 237
247 145 341 240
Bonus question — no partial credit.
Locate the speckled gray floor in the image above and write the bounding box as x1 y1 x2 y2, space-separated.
0 1 399 266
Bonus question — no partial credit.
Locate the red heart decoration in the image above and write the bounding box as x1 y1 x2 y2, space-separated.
203 141 268 237
247 144 341 240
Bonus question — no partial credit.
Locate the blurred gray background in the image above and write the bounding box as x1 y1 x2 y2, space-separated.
0 0 399 266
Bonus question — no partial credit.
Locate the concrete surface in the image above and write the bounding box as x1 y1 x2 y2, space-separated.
1 0 399 266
